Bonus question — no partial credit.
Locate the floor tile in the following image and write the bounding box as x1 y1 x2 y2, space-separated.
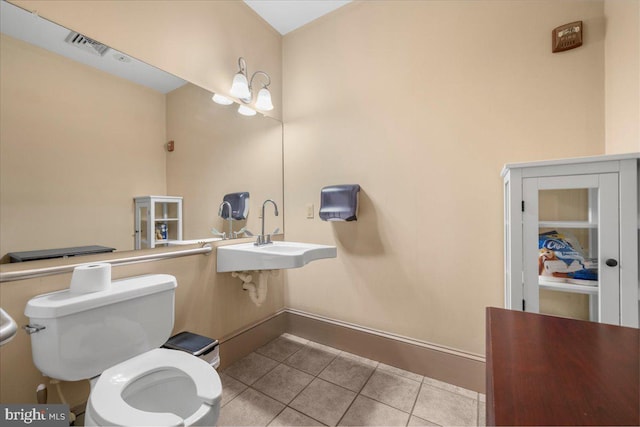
223 352 279 385
217 335 479 427
338 395 409 426
268 407 325 426
413 384 478 427
285 343 339 375
478 401 486 426
319 353 376 392
257 335 306 362
217 388 285 426
422 376 478 399
253 363 314 404
361 369 420 412
408 415 440 426
290 378 356 426
377 363 424 382
220 373 248 407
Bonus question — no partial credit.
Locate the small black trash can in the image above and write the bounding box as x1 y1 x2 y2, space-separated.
163 331 220 368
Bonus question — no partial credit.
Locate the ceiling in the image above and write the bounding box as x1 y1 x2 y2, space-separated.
0 1 185 93
244 0 351 35
1 0 353 93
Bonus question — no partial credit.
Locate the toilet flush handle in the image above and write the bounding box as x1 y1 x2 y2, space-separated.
23 324 46 334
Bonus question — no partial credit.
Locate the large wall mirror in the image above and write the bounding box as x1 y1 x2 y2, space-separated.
0 1 283 263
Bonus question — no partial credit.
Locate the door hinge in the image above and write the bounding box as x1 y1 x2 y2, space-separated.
521 201 525 212
522 299 526 311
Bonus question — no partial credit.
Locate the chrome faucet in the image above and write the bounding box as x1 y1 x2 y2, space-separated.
256 199 279 246
218 201 234 239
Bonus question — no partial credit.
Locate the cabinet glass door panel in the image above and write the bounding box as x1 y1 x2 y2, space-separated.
136 205 149 249
522 173 619 324
539 289 591 320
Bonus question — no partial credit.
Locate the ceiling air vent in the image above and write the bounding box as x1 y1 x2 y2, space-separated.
64 32 109 57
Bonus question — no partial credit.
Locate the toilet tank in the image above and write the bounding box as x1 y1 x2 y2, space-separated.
25 274 177 381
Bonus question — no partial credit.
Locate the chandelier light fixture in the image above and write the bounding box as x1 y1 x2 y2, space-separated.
237 105 257 116
211 93 233 105
212 57 274 114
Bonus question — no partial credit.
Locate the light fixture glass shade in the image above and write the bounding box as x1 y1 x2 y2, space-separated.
237 105 257 116
255 87 274 111
212 93 233 105
230 72 251 99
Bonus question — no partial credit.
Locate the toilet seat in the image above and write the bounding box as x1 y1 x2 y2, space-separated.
87 348 221 426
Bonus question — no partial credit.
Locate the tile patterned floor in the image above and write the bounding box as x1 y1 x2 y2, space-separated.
219 334 486 426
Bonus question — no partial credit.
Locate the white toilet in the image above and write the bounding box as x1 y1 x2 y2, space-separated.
24 274 222 426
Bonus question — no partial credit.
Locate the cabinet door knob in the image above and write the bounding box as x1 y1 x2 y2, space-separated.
605 258 618 267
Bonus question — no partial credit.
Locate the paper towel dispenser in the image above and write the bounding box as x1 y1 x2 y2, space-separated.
319 185 360 221
220 192 250 220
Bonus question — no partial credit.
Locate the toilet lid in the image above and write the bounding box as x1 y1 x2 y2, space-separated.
89 348 221 426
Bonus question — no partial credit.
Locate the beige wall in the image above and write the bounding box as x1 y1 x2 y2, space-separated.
282 0 605 355
11 0 282 120
604 0 640 153
0 34 166 257
166 83 283 238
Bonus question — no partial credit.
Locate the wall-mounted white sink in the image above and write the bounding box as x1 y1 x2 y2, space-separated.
217 241 337 272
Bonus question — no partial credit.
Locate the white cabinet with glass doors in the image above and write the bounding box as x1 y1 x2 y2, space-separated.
134 196 183 249
502 154 639 327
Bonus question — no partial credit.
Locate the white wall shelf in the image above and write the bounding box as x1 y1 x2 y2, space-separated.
134 196 183 249
538 278 599 295
538 221 598 229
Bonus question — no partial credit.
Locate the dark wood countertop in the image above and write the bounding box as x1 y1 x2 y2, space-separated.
486 307 639 426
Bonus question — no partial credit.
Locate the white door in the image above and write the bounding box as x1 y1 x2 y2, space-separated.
522 173 620 324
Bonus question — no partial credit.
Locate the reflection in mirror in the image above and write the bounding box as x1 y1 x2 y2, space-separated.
211 192 251 240
166 83 283 244
0 1 283 263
